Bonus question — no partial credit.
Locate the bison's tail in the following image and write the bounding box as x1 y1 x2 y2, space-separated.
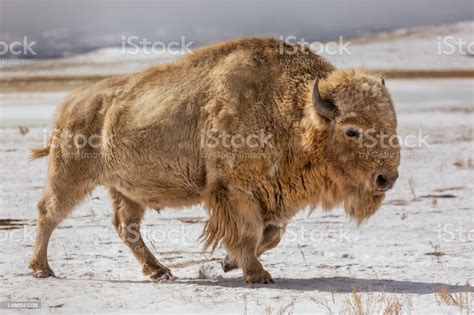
30 146 50 161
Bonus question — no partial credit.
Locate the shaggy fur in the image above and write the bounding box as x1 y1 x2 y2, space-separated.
29 37 400 283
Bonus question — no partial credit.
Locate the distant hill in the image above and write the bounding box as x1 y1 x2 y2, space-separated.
0 21 472 80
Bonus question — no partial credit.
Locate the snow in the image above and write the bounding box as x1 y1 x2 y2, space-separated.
321 21 474 70
0 79 473 313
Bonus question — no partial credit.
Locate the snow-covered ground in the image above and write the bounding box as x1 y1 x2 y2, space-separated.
0 79 473 314
323 21 474 70
1 21 472 79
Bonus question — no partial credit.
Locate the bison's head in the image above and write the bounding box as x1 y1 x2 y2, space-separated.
308 69 400 222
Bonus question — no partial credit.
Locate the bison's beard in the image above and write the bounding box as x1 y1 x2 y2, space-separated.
343 189 385 224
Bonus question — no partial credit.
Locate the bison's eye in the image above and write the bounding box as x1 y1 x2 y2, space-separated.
345 128 360 138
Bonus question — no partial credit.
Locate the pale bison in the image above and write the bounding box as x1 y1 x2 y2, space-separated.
29 37 400 283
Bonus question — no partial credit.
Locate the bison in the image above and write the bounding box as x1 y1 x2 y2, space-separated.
29 37 400 283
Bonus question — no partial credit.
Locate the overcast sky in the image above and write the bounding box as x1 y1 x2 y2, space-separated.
1 0 472 58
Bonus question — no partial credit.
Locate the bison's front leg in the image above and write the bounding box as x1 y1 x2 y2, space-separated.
205 184 273 284
230 238 273 284
109 188 174 281
222 224 285 273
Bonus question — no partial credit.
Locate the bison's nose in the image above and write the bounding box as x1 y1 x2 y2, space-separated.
374 170 398 191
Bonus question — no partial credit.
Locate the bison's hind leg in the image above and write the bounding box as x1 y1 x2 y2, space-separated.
108 188 174 281
29 161 95 278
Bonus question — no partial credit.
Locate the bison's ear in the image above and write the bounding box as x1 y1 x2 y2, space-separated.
312 79 338 120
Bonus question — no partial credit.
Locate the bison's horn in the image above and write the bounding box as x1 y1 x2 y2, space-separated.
312 79 337 120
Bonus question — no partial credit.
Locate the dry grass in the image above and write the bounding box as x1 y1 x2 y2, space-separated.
296 243 308 267
380 69 474 79
459 129 473 142
433 186 464 193
0 75 111 92
425 243 446 262
18 125 29 135
260 300 294 315
419 194 456 199
408 178 417 201
62 244 72 261
340 288 411 315
434 282 472 314
312 288 413 315
0 218 28 230
311 285 472 315
453 159 474 170
1 70 473 92
310 296 333 314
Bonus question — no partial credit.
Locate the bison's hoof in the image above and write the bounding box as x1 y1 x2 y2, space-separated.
29 261 56 278
244 269 273 284
150 269 175 282
221 257 238 273
31 268 55 278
